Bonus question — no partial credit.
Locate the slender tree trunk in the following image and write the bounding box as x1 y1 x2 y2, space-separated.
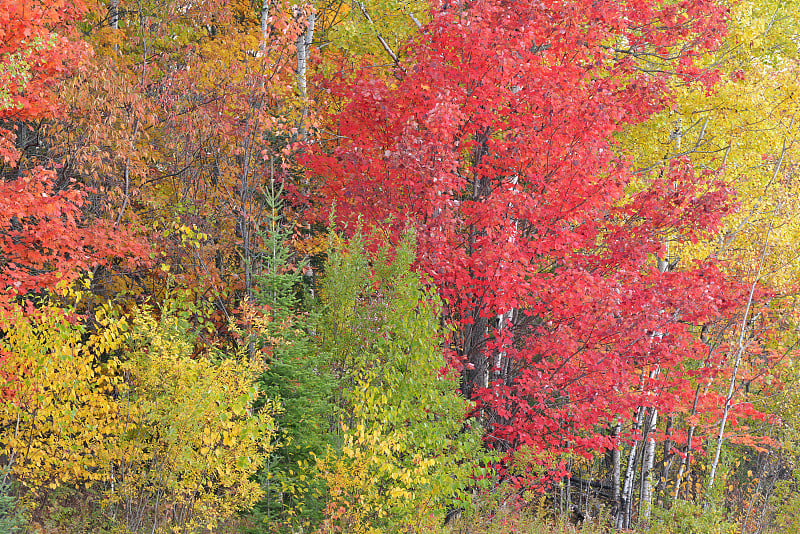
355 0 402 66
612 421 621 507
707 138 785 486
565 458 573 515
295 5 314 139
260 0 272 54
708 211 775 493
639 407 658 522
295 23 307 100
109 0 120 29
743 464 766 534
742 424 776 533
294 5 315 99
617 406 645 530
238 132 254 299
619 438 639 529
675 378 707 500
754 475 777 534
674 424 695 500
494 308 514 385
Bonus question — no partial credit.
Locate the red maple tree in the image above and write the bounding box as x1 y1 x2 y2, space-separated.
307 0 761 477
0 0 145 311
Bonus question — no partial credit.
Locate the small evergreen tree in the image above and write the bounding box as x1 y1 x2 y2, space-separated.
250 179 335 532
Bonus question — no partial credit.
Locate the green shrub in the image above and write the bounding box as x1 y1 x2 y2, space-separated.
647 500 737 534
0 466 25 533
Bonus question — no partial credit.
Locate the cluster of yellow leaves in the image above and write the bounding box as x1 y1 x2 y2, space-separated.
0 298 276 533
322 0 429 63
102 305 277 533
621 0 800 290
0 304 124 492
318 389 438 533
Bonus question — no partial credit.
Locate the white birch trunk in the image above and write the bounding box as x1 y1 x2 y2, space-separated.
260 0 271 54
109 0 120 29
639 408 657 521
708 211 775 492
617 406 645 530
656 415 674 504
618 439 639 530
295 26 307 100
494 308 514 384
612 421 621 506
295 6 315 97
295 7 314 139
305 11 315 66
637 368 660 523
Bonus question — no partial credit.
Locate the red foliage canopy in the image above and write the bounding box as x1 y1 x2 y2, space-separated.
0 0 145 310
308 0 757 472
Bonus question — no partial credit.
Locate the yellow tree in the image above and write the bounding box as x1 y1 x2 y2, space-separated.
618 0 800 519
0 294 275 532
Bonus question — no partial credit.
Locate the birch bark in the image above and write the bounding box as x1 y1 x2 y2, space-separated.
295 5 315 140
617 406 645 530
639 407 658 521
612 421 621 507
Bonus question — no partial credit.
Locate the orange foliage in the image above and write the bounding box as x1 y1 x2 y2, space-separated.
0 0 147 312
48 0 315 312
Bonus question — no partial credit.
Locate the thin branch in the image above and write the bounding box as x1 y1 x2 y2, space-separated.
707 203 777 492
355 0 405 70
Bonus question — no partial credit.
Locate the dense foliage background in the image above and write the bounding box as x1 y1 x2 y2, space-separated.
2 0 800 532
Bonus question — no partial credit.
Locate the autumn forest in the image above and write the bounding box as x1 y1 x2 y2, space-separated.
2 0 800 532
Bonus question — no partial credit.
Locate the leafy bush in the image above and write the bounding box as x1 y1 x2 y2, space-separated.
315 231 484 533
104 302 277 533
647 500 737 534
